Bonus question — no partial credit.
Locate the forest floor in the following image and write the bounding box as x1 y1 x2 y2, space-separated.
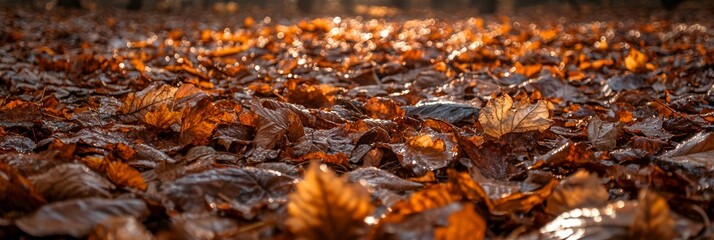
0 5 713 240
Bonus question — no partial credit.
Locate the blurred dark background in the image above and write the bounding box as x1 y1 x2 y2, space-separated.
1 0 712 15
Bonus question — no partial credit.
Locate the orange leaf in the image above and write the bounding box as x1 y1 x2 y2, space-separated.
144 104 181 129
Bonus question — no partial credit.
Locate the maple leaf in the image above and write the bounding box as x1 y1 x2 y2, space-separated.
143 104 181 129
287 162 374 240
478 94 552 138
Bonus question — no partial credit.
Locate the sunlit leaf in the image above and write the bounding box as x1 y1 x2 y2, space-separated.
624 48 650 73
287 162 374 240
180 98 234 145
659 132 714 173
144 104 181 129
545 170 608 215
478 94 552 138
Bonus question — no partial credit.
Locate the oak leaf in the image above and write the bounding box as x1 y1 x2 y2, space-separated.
287 162 374 240
478 94 552 138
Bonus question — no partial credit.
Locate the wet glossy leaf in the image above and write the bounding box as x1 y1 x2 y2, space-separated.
345 167 423 191
162 167 294 218
179 98 234 145
144 104 181 129
254 103 305 149
394 127 459 174
660 132 714 173
15 198 148 238
29 164 114 201
0 163 46 214
587 117 620 151
287 163 373 240
403 101 480 124
89 216 154 240
545 170 609 215
478 94 552 138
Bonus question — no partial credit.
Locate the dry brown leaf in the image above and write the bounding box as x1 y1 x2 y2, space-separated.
119 84 177 122
434 203 486 240
287 162 374 240
492 179 558 213
104 161 147 191
144 104 181 129
363 97 405 120
80 156 147 191
631 191 676 239
391 184 459 216
478 94 552 138
545 170 609 215
179 98 234 145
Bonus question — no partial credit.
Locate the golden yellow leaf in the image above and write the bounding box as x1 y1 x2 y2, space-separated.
143 104 181 129
478 94 552 138
287 162 374 240
434 203 486 240
624 48 648 72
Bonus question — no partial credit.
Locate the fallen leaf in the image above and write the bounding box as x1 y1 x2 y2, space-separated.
15 198 148 238
625 48 649 73
434 203 486 240
403 101 480 124
144 104 181 129
29 164 114 201
659 132 714 173
287 162 373 240
545 170 609 215
345 167 423 191
103 160 147 191
363 97 405 120
0 163 46 214
180 98 234 145
119 84 177 123
588 117 621 151
478 94 552 138
253 103 305 149
161 167 294 218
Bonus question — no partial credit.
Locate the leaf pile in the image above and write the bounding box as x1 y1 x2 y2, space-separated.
1 5 714 240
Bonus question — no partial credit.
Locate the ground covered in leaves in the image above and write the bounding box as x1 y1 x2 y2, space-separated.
1 6 714 240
